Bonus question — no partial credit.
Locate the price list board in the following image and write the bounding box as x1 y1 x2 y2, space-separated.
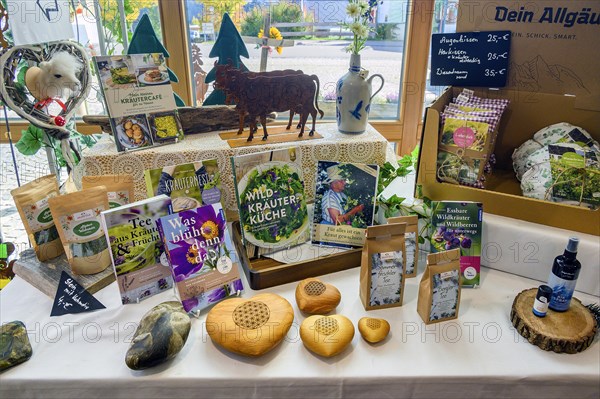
430 30 511 87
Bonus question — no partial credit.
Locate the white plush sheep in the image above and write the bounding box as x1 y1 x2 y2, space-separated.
25 51 83 101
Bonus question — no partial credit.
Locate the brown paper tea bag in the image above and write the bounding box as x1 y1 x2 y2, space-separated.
81 174 134 209
49 187 112 275
387 215 419 277
360 223 407 310
11 175 63 261
417 249 461 324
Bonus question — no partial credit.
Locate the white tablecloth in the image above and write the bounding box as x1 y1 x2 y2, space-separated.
1 261 598 399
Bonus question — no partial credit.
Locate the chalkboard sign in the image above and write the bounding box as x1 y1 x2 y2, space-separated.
51 271 106 316
430 30 511 87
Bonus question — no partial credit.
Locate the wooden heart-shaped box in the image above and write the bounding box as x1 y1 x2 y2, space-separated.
300 315 355 357
295 278 341 314
0 41 91 137
206 293 294 357
358 317 390 343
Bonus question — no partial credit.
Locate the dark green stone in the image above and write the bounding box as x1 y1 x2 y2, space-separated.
125 301 191 370
1 321 33 372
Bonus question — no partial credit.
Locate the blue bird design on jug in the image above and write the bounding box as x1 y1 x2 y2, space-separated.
336 54 384 134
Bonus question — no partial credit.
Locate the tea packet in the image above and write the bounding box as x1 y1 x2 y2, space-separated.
81 174 134 209
11 175 63 261
360 223 407 310
387 215 418 278
417 249 462 324
49 186 112 275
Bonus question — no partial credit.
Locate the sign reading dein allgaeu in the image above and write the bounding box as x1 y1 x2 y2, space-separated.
430 30 511 87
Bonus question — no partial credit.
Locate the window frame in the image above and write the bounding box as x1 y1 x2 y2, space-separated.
1 0 434 156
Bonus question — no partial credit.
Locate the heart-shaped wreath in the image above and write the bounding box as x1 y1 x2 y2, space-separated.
0 41 91 170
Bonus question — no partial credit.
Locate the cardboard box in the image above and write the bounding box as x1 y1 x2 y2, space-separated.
418 0 600 236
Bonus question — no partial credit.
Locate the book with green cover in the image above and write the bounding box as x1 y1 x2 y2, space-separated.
231 147 309 252
144 160 222 213
430 201 483 288
101 195 174 304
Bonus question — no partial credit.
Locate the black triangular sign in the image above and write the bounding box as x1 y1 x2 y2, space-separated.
51 271 106 316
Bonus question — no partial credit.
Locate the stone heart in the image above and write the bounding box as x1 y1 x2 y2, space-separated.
358 317 390 343
295 278 341 314
300 315 355 357
0 41 91 137
206 293 294 357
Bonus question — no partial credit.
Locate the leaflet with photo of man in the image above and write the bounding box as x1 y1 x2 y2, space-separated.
312 161 379 249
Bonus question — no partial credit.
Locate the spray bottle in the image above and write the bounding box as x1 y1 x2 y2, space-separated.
547 237 581 312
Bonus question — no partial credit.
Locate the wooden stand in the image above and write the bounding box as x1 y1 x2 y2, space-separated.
510 288 597 354
232 222 361 290
12 249 115 298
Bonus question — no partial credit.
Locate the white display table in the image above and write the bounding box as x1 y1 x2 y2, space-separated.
0 262 598 398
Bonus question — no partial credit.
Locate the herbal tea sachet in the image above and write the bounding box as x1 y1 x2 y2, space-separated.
360 223 407 310
82 174 134 209
387 215 419 278
49 186 112 275
417 249 462 325
11 175 63 261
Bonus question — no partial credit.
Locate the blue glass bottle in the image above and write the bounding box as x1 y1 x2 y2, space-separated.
547 237 581 312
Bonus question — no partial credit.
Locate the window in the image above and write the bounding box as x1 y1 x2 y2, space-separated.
1 0 164 135
424 0 457 109
184 0 408 122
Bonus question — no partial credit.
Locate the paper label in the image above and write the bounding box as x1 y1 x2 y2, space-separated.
430 269 459 321
59 207 105 242
369 250 403 307
453 127 476 148
549 145 600 206
405 232 416 275
108 190 129 209
23 196 55 232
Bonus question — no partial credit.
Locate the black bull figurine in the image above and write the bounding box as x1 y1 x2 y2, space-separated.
214 63 324 141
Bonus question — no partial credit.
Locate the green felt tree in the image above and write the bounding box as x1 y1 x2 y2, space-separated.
202 13 249 106
128 14 185 106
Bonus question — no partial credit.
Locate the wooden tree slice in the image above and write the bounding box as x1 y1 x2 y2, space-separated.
511 288 597 354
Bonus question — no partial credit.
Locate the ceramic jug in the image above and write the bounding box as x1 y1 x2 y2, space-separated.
336 54 384 134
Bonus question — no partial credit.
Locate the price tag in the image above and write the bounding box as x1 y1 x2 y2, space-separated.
430 30 511 87
51 271 106 317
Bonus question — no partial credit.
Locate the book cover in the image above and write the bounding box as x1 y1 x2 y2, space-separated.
94 53 183 152
231 147 309 252
156 203 243 313
144 160 222 213
312 161 379 249
430 201 483 287
101 195 174 304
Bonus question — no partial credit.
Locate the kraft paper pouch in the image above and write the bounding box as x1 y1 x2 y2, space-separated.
82 174 134 209
387 215 418 278
11 175 63 261
417 249 461 324
360 223 406 310
49 186 112 275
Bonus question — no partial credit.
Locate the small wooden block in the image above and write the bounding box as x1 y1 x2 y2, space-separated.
510 288 597 354
358 317 390 343
12 249 115 298
206 293 294 357
218 125 301 139
295 278 341 314
300 315 355 357
225 126 323 148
